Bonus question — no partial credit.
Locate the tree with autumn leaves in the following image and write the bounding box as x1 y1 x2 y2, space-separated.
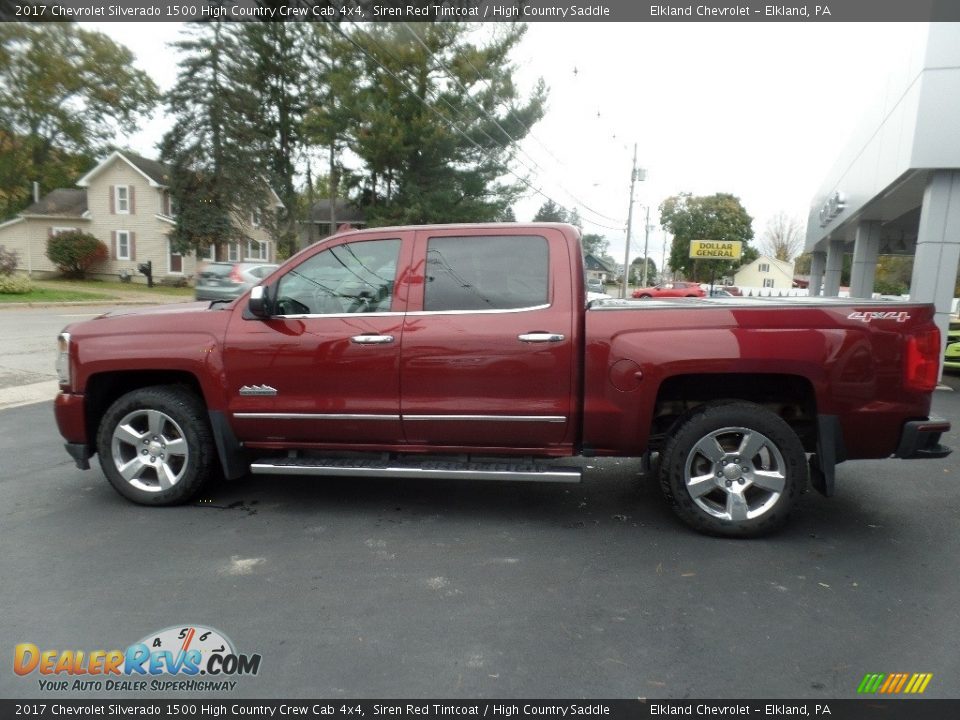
0 24 159 220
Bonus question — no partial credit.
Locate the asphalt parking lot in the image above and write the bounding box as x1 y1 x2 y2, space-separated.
2 375 960 700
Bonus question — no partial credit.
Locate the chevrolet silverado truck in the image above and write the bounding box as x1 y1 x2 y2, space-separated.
53 223 951 536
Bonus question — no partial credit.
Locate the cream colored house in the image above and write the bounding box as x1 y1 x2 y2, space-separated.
733 255 796 291
0 151 279 282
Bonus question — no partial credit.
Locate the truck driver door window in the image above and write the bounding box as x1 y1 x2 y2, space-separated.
275 238 401 315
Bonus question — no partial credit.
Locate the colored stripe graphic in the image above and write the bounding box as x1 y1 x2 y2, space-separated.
858 673 932 694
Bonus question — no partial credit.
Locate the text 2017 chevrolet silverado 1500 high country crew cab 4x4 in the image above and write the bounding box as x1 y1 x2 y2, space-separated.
54 223 951 536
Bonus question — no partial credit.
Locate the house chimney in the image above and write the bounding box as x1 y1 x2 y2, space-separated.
33 181 40 203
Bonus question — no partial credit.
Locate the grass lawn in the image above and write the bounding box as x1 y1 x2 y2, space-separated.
36 278 194 297
0 286 113 304
0 277 194 304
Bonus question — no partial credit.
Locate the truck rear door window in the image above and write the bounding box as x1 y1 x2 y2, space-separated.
424 235 549 311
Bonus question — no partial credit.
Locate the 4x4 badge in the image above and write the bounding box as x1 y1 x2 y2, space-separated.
848 311 911 323
239 385 278 396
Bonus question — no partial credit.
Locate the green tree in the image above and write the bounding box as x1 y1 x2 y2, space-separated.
630 256 657 285
302 23 366 235
234 22 313 256
533 200 568 223
581 232 609 258
161 22 271 259
660 192 756 281
0 24 158 218
340 23 546 225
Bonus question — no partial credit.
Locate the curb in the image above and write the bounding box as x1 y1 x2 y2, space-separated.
0 298 193 310
0 379 58 411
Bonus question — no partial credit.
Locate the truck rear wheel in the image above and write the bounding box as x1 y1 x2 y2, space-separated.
96 386 215 505
659 401 806 537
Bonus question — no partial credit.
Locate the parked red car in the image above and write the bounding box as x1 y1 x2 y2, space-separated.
632 281 705 298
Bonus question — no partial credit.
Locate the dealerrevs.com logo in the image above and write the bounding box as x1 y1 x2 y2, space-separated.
14 625 262 692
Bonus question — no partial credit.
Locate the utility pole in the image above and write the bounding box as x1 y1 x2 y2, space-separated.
621 144 642 299
641 205 652 287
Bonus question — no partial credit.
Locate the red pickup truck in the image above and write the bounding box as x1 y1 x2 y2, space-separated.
54 223 950 536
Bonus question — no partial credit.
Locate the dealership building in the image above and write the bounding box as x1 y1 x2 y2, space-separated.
805 22 960 353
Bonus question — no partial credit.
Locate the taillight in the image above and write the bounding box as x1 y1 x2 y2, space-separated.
904 327 940 392
229 265 243 283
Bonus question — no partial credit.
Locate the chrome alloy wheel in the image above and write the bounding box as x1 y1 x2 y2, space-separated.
110 409 189 492
683 426 787 523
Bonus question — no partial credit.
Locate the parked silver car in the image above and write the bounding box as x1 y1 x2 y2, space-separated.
195 262 278 302
587 278 605 294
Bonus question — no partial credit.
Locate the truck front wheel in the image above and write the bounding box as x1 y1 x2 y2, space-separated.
96 386 216 505
659 401 806 537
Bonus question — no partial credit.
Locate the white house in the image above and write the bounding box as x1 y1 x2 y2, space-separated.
733 255 795 291
0 150 280 282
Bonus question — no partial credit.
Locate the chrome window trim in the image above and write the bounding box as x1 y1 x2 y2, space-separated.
405 303 551 317
271 311 405 320
270 304 551 320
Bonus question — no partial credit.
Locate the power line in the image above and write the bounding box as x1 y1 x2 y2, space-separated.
401 22 625 227
327 21 624 232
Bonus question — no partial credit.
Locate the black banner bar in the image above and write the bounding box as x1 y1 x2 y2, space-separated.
2 0 960 23
3 700 960 720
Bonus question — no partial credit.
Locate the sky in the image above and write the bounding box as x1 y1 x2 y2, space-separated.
90 20 918 272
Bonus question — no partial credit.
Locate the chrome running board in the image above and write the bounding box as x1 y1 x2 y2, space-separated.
250 457 581 483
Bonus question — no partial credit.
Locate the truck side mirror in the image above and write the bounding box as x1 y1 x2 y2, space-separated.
248 285 270 319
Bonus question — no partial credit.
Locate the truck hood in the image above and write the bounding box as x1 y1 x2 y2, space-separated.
95 300 223 319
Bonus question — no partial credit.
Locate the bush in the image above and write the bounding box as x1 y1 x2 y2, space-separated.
0 244 18 276
0 274 32 294
46 231 109 279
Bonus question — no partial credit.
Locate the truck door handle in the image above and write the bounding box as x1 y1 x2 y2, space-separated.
351 334 395 345
518 333 565 343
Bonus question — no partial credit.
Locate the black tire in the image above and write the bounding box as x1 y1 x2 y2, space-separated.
637 294 652 299
659 401 806 537
96 385 216 505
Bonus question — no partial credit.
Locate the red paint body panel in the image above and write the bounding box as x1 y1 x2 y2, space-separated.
53 223 943 468
583 299 936 458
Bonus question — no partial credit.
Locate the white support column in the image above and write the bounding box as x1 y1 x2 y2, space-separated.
823 239 845 297
808 251 826 297
850 221 882 298
909 170 960 373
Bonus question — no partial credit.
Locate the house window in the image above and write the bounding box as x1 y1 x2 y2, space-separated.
759 263 770 273
763 278 775 289
116 231 131 260
227 243 239 262
251 209 261 228
246 240 267 261
162 191 174 217
169 241 183 274
115 186 130 214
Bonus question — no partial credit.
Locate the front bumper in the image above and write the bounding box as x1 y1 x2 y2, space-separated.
55 392 92 469
894 417 952 459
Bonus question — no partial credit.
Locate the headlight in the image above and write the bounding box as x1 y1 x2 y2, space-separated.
55 332 71 388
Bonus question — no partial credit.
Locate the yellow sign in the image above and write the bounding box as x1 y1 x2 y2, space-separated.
689 240 743 260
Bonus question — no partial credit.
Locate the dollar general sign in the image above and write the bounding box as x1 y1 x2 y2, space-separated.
689 240 743 260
